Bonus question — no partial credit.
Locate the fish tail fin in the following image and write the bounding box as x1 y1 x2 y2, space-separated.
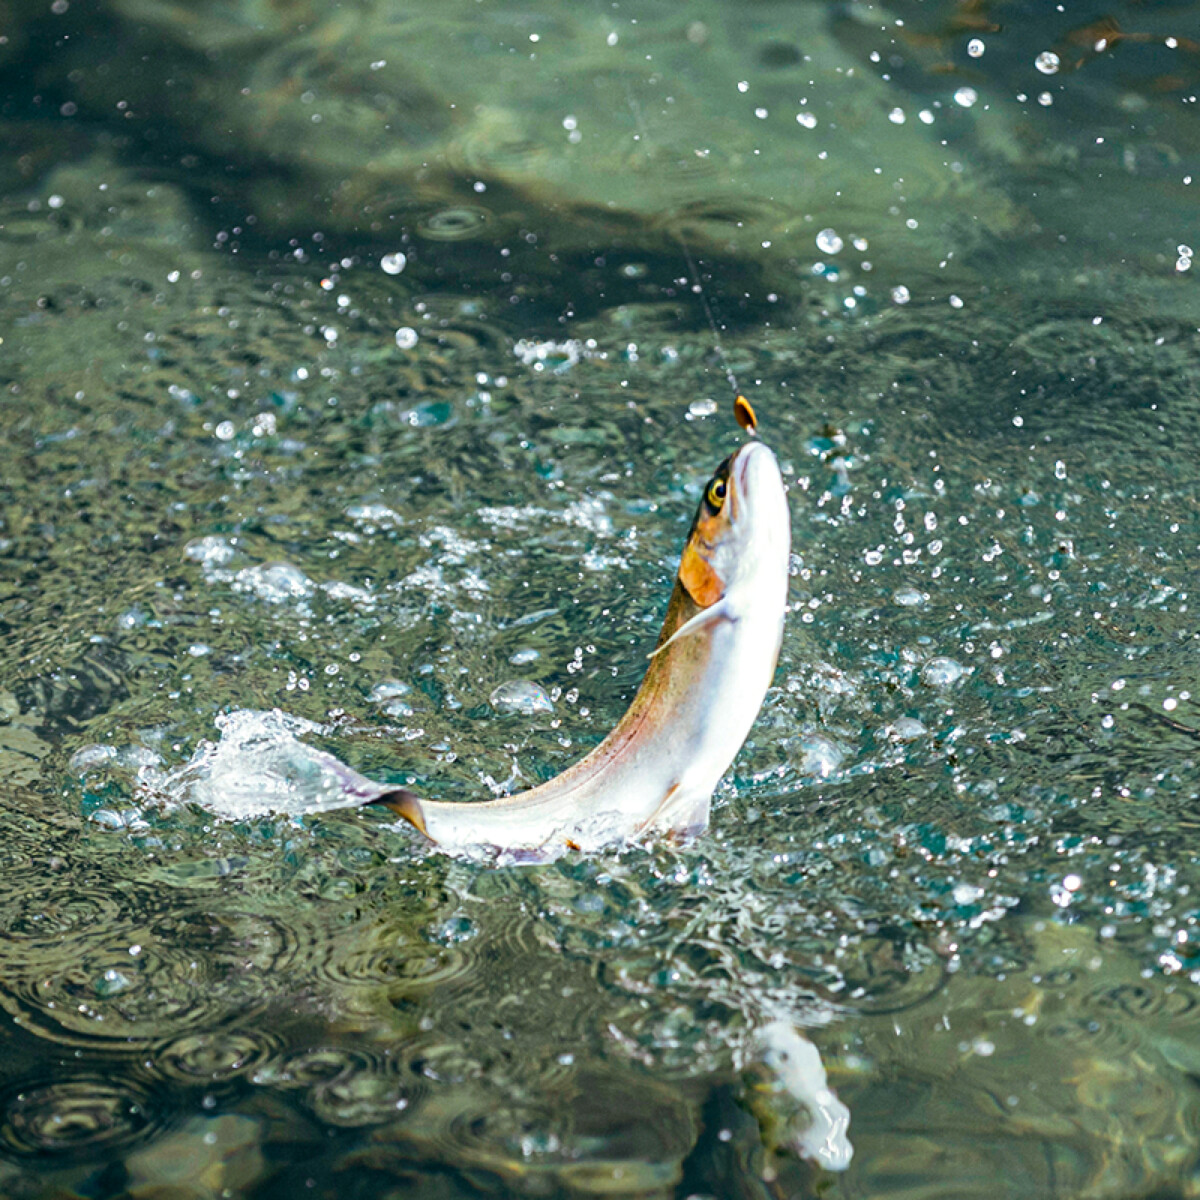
375 788 431 839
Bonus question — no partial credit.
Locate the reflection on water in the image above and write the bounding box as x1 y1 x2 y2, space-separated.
2 0 1200 1194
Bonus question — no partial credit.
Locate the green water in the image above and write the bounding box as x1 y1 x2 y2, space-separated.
2 0 1200 1194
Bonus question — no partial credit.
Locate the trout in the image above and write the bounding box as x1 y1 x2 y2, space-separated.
375 439 791 855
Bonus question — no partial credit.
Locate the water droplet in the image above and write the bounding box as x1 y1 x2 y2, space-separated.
954 87 978 108
888 107 906 124
69 744 117 773
816 228 843 254
380 252 406 275
96 968 133 997
891 285 911 304
796 112 818 129
1037 91 1053 106
967 38 985 58
233 562 313 605
1178 256 1192 273
688 397 718 419
1035 51 1060 75
184 536 236 567
918 109 935 125
369 680 411 704
893 586 927 607
490 680 554 716
886 717 927 742
755 107 769 119
921 657 967 687
795 734 846 778
394 327 418 350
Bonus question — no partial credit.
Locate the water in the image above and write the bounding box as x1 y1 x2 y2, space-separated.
2 0 1200 1194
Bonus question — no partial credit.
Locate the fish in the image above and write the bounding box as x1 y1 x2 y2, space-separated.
371 438 791 856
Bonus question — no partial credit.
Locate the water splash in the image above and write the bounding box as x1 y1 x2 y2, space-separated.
144 710 390 821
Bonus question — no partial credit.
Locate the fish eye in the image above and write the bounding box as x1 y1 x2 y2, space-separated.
706 477 727 509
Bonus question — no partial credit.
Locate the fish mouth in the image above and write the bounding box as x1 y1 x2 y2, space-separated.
730 440 778 524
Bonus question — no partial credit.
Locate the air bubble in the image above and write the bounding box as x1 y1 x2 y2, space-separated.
1035 51 1060 75
921 657 967 687
394 327 418 350
954 87 978 108
967 38 985 58
380 252 406 276
490 680 554 716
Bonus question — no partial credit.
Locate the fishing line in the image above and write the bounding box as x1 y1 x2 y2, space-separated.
619 75 753 426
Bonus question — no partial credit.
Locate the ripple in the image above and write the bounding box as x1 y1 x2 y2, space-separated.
0 1076 167 1159
148 908 304 976
308 1068 413 1127
264 1046 420 1128
1083 980 1199 1021
665 194 793 237
415 1065 696 1184
317 926 471 993
6 943 251 1050
4 881 126 942
416 206 491 242
152 1028 286 1085
841 933 949 1014
449 124 551 180
269 1046 383 1089
2 908 299 1051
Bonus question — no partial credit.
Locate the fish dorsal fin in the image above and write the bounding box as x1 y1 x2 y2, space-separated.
648 596 735 658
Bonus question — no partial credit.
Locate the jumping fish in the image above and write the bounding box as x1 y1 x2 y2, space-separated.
371 436 791 855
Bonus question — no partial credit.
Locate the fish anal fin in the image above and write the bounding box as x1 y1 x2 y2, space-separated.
376 788 431 839
636 782 682 834
638 780 712 840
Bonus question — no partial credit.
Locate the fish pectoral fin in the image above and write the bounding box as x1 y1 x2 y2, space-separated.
375 788 432 840
648 597 735 659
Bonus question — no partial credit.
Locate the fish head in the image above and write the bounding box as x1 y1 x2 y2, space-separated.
679 440 790 608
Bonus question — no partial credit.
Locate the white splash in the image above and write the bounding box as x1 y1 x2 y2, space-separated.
757 1019 854 1171
147 709 389 820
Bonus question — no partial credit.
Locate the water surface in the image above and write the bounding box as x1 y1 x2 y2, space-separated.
2 0 1200 1195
